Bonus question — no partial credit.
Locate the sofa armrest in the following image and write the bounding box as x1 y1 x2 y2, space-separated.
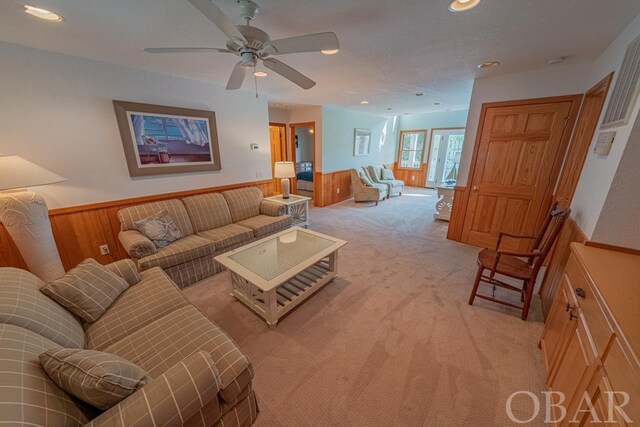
119 230 157 259
86 351 221 427
105 259 140 286
260 200 286 217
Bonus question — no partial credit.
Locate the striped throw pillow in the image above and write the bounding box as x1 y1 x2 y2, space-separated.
39 348 148 410
41 259 129 323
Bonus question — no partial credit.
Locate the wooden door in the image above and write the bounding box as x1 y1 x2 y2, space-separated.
554 74 613 208
269 124 286 194
462 97 579 250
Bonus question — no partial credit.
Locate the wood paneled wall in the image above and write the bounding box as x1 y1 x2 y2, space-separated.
313 170 353 207
539 217 587 317
446 186 468 241
393 163 428 188
0 180 273 271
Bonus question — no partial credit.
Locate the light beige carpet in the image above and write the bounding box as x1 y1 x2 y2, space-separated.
184 188 547 426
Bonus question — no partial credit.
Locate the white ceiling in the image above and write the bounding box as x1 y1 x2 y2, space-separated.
2 0 640 115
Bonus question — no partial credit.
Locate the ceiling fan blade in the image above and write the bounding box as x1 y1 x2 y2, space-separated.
263 58 316 90
144 47 231 54
187 0 247 43
227 62 249 90
263 32 339 55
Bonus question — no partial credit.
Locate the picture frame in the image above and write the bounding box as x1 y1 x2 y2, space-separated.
354 128 371 156
113 100 221 177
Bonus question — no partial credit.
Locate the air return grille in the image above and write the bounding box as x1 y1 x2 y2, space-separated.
602 35 640 129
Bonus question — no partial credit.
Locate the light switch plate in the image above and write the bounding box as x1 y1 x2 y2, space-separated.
594 131 615 155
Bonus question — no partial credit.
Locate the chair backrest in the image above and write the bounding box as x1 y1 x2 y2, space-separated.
531 203 571 273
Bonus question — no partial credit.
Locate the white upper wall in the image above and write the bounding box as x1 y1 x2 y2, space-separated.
458 61 593 186
571 14 640 238
398 110 469 132
0 42 272 209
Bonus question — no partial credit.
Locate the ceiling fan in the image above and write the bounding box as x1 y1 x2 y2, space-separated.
145 0 340 91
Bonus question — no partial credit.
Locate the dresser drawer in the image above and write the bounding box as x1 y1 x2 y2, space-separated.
603 338 640 425
566 255 614 357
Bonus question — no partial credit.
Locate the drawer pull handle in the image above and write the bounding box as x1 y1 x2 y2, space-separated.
565 303 576 312
575 288 586 298
569 311 577 321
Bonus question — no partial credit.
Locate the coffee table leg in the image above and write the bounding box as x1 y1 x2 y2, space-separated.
265 289 279 329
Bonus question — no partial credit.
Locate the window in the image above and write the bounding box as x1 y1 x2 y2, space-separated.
397 130 427 169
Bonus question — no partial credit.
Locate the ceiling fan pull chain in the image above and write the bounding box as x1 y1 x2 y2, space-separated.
254 66 259 98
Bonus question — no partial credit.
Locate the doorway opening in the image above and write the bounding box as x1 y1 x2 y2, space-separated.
268 123 287 194
289 122 316 204
426 127 465 188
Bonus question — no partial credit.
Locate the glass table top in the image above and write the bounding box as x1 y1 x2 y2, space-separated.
228 229 336 281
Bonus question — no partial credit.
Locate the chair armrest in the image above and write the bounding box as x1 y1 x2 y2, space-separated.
495 231 538 251
260 200 286 216
85 351 221 427
105 259 140 286
119 230 157 259
496 249 542 258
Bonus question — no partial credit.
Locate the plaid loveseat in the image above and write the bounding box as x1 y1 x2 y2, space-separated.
0 262 258 426
118 187 292 288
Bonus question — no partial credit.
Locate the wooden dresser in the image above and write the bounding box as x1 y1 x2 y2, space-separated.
540 243 640 425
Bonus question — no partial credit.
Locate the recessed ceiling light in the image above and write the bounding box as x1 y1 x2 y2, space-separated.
254 71 268 77
24 5 63 22
433 102 441 105
403 113 409 115
548 56 568 65
321 49 339 55
449 0 481 12
478 61 500 69
386 107 392 111
415 92 424 97
360 100 369 105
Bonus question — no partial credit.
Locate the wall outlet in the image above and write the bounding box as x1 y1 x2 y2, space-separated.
336 187 340 194
99 245 110 255
256 171 263 178
411 176 415 181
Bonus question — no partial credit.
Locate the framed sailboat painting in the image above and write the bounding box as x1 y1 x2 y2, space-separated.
113 101 221 177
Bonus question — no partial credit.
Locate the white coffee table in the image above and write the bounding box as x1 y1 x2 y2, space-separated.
214 227 347 328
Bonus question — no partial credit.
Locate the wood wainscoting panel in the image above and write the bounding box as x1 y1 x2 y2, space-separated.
393 163 428 188
320 170 353 207
539 216 587 318
0 180 273 271
447 186 468 242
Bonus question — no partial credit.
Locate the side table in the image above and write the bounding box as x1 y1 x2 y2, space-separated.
434 185 455 221
264 194 312 228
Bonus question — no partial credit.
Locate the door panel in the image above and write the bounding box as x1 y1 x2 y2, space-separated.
269 125 286 194
462 101 573 250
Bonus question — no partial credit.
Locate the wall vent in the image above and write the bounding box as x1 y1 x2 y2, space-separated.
602 35 640 129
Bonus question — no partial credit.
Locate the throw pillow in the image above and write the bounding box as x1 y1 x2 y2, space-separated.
358 171 374 187
41 258 129 323
40 348 148 410
134 210 182 248
381 168 395 180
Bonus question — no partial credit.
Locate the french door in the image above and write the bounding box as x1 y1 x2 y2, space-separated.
426 128 465 188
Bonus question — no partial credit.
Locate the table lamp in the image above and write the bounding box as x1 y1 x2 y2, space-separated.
274 161 296 199
0 155 67 281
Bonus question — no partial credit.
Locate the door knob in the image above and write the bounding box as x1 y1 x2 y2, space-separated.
472 185 479 191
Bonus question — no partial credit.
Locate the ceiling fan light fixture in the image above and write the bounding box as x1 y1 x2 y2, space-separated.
478 61 500 69
254 71 268 77
321 49 339 55
24 4 63 22
448 0 481 12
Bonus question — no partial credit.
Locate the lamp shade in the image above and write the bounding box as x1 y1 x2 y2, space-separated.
274 161 296 178
0 156 66 191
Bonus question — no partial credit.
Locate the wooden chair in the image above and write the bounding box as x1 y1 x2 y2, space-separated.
468 202 571 320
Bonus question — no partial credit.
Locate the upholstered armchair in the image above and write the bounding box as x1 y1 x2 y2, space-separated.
350 169 388 205
365 165 404 197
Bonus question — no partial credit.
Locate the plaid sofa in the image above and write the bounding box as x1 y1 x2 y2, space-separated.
118 187 292 288
0 262 258 426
